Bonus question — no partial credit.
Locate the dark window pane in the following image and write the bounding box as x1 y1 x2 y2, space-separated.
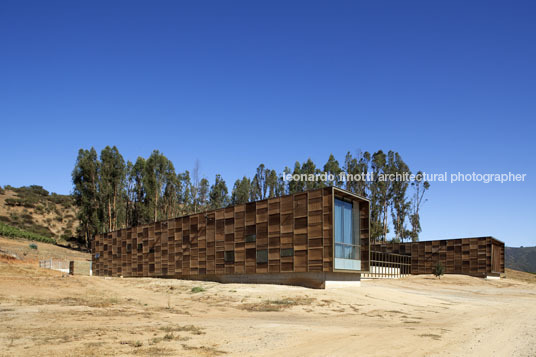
281 248 294 257
256 249 268 263
224 251 235 263
246 234 256 243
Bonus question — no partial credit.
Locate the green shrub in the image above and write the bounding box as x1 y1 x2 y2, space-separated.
433 261 445 279
14 185 49 197
5 198 21 207
0 222 55 244
49 193 74 207
5 197 38 208
191 287 205 293
29 243 38 250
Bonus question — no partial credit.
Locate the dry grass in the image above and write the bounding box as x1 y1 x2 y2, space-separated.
159 324 205 335
506 268 536 284
419 333 442 340
240 297 316 312
15 295 120 308
0 236 90 270
132 346 175 355
181 344 227 355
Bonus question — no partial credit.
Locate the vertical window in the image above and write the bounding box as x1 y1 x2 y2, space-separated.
335 199 360 260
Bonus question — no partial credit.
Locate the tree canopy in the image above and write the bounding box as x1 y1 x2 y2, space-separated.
72 148 429 247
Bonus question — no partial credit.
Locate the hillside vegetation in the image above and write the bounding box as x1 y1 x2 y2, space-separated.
0 222 55 244
506 246 536 273
0 185 78 244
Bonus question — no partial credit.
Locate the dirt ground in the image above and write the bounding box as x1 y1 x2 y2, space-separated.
1 238 535 356
0 236 89 263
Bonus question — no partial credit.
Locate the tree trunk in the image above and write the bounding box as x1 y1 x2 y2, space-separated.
112 189 117 231
154 189 158 222
108 199 112 232
382 200 388 242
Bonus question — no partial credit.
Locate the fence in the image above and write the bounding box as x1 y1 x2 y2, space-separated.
39 259 69 273
362 251 411 279
39 259 93 276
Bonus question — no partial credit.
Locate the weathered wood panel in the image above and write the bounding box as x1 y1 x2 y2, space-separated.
92 187 370 277
371 237 505 277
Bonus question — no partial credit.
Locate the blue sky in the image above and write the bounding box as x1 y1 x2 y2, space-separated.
1 1 534 247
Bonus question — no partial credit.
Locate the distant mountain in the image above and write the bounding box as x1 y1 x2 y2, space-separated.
506 246 536 273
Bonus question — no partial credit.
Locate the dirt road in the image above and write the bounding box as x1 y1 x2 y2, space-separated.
1 257 535 356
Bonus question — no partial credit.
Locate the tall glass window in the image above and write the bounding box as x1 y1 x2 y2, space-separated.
334 198 359 260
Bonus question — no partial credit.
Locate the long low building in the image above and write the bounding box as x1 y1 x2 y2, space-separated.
92 187 505 287
92 187 371 288
371 237 505 278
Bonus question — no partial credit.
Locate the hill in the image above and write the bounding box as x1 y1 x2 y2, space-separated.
506 246 536 273
0 235 89 263
0 185 79 244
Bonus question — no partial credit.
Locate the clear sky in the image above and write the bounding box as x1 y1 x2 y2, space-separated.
1 1 534 247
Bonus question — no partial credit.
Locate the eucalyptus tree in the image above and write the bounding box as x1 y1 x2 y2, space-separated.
287 161 303 194
72 147 100 247
209 174 229 209
266 169 279 198
276 169 288 197
409 171 430 242
231 176 251 205
99 146 126 232
388 152 411 242
301 158 324 191
177 170 192 215
126 157 147 226
144 150 174 222
323 153 342 187
370 150 389 242
161 164 178 219
197 178 210 211
251 164 268 200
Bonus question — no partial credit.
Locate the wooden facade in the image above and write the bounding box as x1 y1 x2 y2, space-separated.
371 237 505 277
92 187 370 281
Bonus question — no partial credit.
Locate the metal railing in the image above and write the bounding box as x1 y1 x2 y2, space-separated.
362 251 412 279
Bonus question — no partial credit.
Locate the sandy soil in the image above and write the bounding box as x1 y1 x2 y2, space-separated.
0 239 535 356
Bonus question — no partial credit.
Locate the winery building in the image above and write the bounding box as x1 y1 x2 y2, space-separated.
92 187 370 288
92 187 505 288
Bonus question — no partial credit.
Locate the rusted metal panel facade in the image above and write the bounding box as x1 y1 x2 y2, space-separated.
371 237 505 277
92 187 370 278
